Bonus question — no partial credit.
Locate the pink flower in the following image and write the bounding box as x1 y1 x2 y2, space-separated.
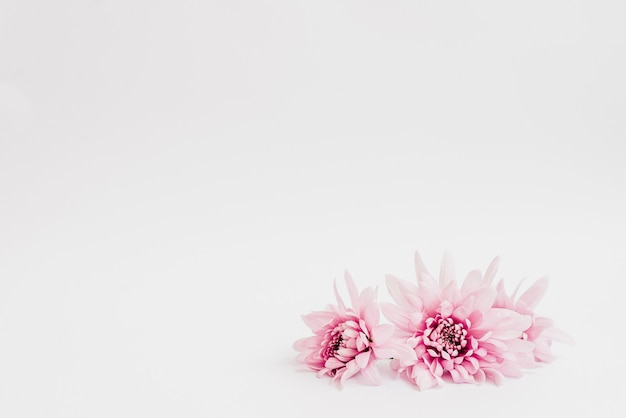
382 252 534 390
494 277 573 364
294 272 396 386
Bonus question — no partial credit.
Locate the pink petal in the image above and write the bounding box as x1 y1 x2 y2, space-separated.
392 343 419 364
441 359 454 370
506 338 536 353
439 300 454 318
475 308 532 339
475 347 487 357
439 250 456 288
419 277 442 313
325 357 345 370
494 280 511 309
408 311 425 329
452 305 469 320
461 269 483 297
371 323 394 345
429 359 444 377
480 338 508 352
293 336 318 351
427 349 439 357
342 328 358 338
414 251 430 283
517 277 549 310
363 297 380 328
534 343 557 362
406 293 425 312
456 364 470 381
440 280 460 307
336 347 358 358
355 350 371 368
333 280 346 315
464 356 479 373
301 311 335 331
541 326 575 344
411 363 440 390
344 271 361 314
483 368 504 385
359 363 381 385
498 359 523 378
380 302 411 330
474 368 486 384
482 256 500 286
385 275 412 308
340 360 361 383
533 316 554 329
472 286 496 312
372 345 396 359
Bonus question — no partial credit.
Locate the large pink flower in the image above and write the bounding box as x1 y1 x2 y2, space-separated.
493 277 573 364
382 252 534 390
294 272 395 385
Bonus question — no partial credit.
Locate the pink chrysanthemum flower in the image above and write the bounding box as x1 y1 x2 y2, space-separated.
382 252 534 390
294 272 395 386
494 277 573 364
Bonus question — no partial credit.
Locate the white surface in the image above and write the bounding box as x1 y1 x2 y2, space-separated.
1 1 625 416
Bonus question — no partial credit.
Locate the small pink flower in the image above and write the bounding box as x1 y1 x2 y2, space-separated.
382 252 534 390
494 277 573 364
294 272 395 386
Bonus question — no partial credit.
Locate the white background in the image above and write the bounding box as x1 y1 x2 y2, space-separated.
1 1 625 416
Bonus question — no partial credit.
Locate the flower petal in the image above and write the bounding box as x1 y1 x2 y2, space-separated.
380 302 411 330
325 357 345 370
355 350 371 369
457 364 471 381
333 279 346 315
506 338 536 353
385 275 413 308
372 346 396 359
414 251 430 283
301 311 335 332
474 368 486 384
293 336 316 351
344 271 361 314
461 269 483 297
411 363 440 390
472 286 496 312
517 277 549 310
359 363 381 385
340 360 361 383
439 250 456 288
371 323 394 345
482 256 500 286
498 359 523 378
541 326 575 344
449 368 461 382
483 368 504 385
439 300 454 318
475 308 532 339
363 297 380 328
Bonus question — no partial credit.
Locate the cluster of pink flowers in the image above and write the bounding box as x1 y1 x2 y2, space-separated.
293 251 571 389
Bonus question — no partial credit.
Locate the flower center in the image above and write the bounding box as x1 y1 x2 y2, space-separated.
329 334 344 355
423 315 468 358
320 317 367 376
